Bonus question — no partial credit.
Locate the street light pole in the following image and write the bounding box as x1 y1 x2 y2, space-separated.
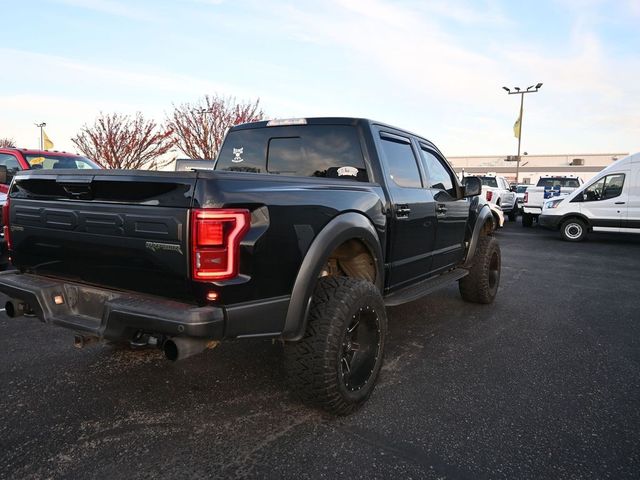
35 122 46 150
502 83 542 183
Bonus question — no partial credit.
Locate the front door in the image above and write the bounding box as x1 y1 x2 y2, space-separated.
579 172 628 231
417 145 469 271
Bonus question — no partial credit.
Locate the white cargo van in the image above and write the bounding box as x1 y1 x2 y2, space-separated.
539 153 640 241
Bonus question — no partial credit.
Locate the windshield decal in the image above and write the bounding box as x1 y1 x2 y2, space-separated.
337 166 358 177
232 147 244 163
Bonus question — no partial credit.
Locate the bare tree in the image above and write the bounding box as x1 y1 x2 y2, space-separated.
0 137 16 148
167 95 264 160
72 112 176 169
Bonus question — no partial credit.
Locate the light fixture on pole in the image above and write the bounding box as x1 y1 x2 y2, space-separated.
502 83 543 183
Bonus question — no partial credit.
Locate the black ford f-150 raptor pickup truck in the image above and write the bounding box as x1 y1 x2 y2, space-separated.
0 117 498 414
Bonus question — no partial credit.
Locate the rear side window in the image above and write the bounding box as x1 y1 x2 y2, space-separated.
379 135 422 188
216 125 368 181
537 177 580 188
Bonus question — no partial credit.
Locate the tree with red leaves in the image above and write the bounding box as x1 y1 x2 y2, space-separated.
0 137 16 148
72 112 176 169
167 95 264 160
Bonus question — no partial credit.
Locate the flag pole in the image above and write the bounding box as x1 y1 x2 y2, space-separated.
502 84 542 185
35 122 46 150
516 93 524 184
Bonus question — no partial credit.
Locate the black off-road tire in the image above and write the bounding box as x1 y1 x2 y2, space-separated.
560 217 588 242
459 235 501 304
507 209 517 222
522 213 533 227
285 276 387 415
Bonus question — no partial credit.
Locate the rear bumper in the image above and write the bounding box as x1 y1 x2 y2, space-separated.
523 206 542 216
0 272 225 341
538 214 563 230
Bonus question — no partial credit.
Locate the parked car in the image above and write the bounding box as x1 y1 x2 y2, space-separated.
515 184 529 212
0 148 101 194
0 148 101 269
0 117 499 415
539 152 639 241
473 174 518 221
522 175 584 227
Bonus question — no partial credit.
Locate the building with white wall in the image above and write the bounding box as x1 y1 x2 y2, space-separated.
448 152 627 185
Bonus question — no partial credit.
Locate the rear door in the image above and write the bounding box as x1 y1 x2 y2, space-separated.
417 145 468 272
375 130 437 290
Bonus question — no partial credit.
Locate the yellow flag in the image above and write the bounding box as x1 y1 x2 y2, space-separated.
43 130 54 150
513 115 521 139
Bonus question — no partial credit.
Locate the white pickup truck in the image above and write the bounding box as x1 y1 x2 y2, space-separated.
475 174 518 221
522 175 584 227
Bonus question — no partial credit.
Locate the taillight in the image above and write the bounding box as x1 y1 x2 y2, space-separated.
524 192 529 203
2 197 10 251
191 209 250 281
486 190 493 202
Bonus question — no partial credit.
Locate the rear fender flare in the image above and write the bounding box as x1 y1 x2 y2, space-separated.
282 212 383 341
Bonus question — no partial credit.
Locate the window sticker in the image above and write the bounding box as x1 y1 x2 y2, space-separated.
232 147 244 163
337 166 358 177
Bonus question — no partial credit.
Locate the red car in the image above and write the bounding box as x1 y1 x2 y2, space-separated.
0 148 101 194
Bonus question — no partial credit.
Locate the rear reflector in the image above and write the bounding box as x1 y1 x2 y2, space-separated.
191 209 250 281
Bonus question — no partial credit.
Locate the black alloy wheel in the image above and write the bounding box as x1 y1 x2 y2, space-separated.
340 306 381 392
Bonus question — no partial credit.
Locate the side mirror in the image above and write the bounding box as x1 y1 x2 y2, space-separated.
0 165 7 185
510 185 517 192
462 176 482 197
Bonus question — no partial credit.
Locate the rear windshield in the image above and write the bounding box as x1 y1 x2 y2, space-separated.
215 125 368 181
478 177 498 188
537 177 580 188
516 185 528 193
25 154 101 170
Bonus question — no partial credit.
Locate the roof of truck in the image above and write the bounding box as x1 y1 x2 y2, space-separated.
229 117 443 155
0 148 85 157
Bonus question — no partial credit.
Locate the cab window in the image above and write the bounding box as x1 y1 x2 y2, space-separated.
419 148 455 196
583 174 625 201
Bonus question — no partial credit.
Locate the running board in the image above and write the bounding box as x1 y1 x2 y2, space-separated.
384 268 468 307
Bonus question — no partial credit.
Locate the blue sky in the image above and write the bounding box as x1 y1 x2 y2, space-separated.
1 0 638 157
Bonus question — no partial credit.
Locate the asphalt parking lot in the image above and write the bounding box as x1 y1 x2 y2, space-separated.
1 219 639 480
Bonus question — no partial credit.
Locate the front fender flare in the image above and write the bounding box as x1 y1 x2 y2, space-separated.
463 205 492 268
281 212 383 341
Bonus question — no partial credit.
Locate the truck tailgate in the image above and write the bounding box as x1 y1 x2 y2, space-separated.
8 171 197 302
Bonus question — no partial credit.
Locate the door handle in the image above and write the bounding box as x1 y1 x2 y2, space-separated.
614 202 626 205
395 204 411 218
436 204 447 214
